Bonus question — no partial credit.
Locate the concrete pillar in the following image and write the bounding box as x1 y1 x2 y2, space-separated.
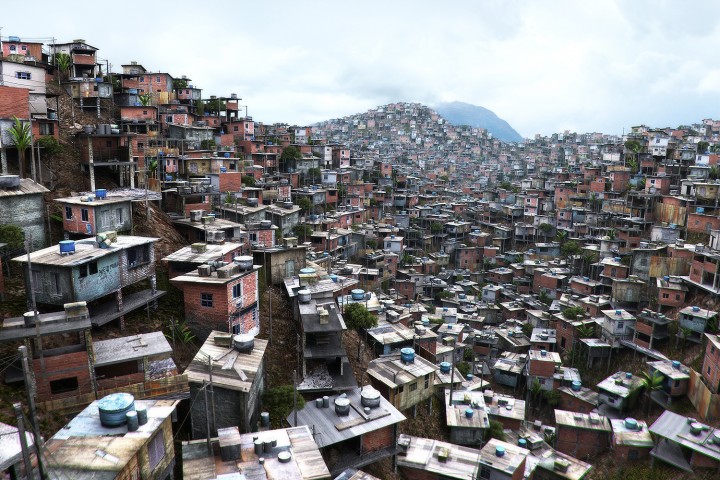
88 136 95 192
116 288 124 330
128 138 135 188
1 145 7 175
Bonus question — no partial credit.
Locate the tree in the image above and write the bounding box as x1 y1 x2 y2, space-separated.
528 379 543 414
0 224 25 250
138 93 153 107
698 141 710 154
297 197 313 215
280 145 302 174
430 222 443 234
562 306 585 321
555 230 569 246
173 78 188 90
8 117 32 179
639 369 664 416
241 175 256 187
263 385 305 429
624 140 642 174
54 52 71 80
561 240 581 258
292 224 313 243
486 420 505 441
538 223 553 241
343 303 378 331
575 323 595 339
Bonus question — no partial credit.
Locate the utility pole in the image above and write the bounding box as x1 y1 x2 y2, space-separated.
207 355 215 434
448 338 456 407
14 403 35 480
293 370 298 427
19 346 45 480
203 380 211 454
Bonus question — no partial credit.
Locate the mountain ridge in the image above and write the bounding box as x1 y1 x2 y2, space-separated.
432 101 523 143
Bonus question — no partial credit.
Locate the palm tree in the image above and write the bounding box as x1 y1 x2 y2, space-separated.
538 222 553 242
624 140 642 174
54 52 71 81
555 230 568 246
639 369 664 415
8 117 32 179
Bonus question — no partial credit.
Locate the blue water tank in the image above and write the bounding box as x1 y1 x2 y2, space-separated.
571 380 582 391
465 408 474 418
400 348 415 363
59 240 75 254
220 167 227 173
224 152 231 158
97 393 135 427
440 362 451 373
95 188 107 199
351 289 365 300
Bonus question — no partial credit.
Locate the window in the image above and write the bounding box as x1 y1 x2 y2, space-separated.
39 123 54 135
676 294 681 300
21 45 27 51
396 385 404 394
156 76 161 83
32 270 42 293
65 206 73 220
662 293 669 299
148 431 165 471
617 321 625 330
9 45 16 51
50 273 61 295
50 377 78 394
81 208 89 222
116 208 124 224
166 116 173 123
201 293 213 307
409 382 417 392
424 374 430 389
127 244 150 268
139 76 145 82
232 283 242 298
480 466 491 479
15 71 31 80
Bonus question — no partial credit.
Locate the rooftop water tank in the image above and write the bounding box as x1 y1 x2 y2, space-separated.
351 289 365 301
297 289 311 303
440 362 451 373
465 408 474 418
97 393 135 427
571 380 582 391
624 418 638 430
495 446 506 457
95 188 107 199
400 348 415 363
360 386 381 408
233 334 255 353
59 240 76 255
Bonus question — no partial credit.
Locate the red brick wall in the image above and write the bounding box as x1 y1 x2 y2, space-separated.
398 467 439 480
702 340 720 393
688 213 720 234
691 451 720 469
0 86 30 118
559 391 595 413
63 204 97 235
556 425 609 459
529 359 555 377
180 282 231 330
184 202 211 217
33 351 93 399
120 106 156 122
219 172 243 192
96 372 145 390
362 425 394 453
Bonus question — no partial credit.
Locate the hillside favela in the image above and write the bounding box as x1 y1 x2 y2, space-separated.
2 31 720 480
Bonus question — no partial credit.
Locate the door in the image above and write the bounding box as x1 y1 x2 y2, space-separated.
285 260 295 278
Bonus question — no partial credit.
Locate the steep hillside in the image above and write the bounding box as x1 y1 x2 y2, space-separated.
433 101 523 143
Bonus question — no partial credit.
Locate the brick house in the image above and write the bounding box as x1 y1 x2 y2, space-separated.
163 241 247 278
701 333 720 394
171 258 261 337
12 236 162 327
287 386 406 476
0 177 49 249
43 397 178 480
477 438 529 480
649 411 720 473
185 331 267 438
297 297 355 392
555 410 611 460
55 195 133 236
678 305 719 344
367 349 436 412
557 384 599 413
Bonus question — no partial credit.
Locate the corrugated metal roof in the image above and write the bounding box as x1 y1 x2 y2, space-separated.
396 434 482 480
0 178 48 197
93 331 172 367
649 410 720 462
185 331 267 392
367 353 436 389
287 387 406 448
12 236 158 267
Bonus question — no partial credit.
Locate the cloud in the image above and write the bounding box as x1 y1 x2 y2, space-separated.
5 0 720 137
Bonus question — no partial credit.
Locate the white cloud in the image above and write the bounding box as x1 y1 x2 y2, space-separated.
4 0 720 137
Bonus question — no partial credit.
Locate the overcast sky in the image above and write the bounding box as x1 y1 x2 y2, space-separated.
4 0 720 138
